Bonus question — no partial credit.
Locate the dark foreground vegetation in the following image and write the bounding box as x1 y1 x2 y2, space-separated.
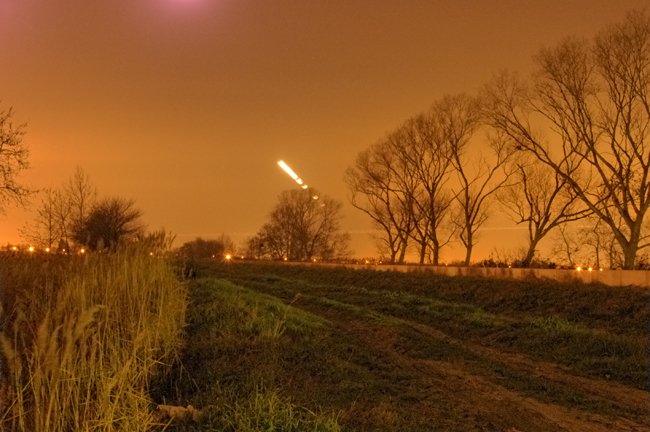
154 261 649 432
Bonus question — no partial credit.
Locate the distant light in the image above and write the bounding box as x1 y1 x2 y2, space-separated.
45 248 50 253
599 268 603 271
29 247 34 252
302 185 308 189
576 267 582 271
284 257 288 261
225 254 231 260
313 259 316 262
80 249 85 254
312 196 319 200
12 247 16 251
150 252 154 256
365 260 369 264
588 267 593 271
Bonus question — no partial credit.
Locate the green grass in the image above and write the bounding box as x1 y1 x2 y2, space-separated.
202 263 648 391
145 261 649 430
154 277 466 431
205 262 649 335
152 278 342 431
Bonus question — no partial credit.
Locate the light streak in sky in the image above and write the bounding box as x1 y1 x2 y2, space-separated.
278 160 308 189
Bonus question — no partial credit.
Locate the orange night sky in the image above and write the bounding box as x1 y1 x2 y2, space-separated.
1 0 646 260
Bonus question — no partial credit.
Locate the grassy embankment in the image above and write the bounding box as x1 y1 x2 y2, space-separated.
208 263 648 390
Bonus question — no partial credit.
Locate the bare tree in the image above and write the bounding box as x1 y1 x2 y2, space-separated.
242 234 267 259
483 11 650 269
52 188 71 249
550 224 581 267
20 188 59 249
64 166 96 233
346 103 460 265
345 140 413 263
0 105 32 214
436 93 516 265
497 161 591 266
257 188 349 261
396 111 456 265
551 217 623 269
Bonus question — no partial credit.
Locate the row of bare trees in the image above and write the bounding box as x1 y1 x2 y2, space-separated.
21 167 96 251
21 167 145 251
345 95 523 266
347 11 650 269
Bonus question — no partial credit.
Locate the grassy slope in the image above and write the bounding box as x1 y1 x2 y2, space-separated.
156 262 649 432
207 263 649 390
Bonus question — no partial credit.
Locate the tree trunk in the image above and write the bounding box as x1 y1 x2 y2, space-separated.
389 248 397 264
463 230 473 266
431 239 440 266
419 241 427 265
398 240 408 263
464 245 472 266
522 238 540 268
622 243 638 270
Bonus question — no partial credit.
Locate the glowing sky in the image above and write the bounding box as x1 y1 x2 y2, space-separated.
0 0 646 259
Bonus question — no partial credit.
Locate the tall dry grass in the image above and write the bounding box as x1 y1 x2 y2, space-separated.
0 233 187 431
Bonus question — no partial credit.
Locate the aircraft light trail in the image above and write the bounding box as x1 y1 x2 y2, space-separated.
278 160 309 189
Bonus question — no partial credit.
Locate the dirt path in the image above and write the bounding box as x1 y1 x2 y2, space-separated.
403 320 650 415
296 302 650 432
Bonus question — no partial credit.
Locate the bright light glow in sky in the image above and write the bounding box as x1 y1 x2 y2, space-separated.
278 161 308 189
278 161 298 180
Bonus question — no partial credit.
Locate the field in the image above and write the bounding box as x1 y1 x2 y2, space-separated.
154 262 650 432
1 255 647 431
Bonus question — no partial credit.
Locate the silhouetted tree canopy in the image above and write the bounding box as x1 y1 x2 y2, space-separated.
72 197 145 250
256 188 350 261
178 235 235 261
